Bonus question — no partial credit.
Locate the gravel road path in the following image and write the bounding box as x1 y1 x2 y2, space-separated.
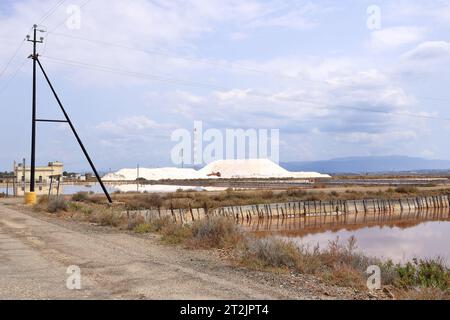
0 199 368 300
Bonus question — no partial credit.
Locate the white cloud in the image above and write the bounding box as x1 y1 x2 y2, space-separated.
334 130 417 145
368 26 426 50
402 41 450 61
96 116 173 136
151 59 419 137
228 32 249 41
385 1 450 27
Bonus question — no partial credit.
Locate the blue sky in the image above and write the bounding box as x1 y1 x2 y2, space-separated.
1 0 450 172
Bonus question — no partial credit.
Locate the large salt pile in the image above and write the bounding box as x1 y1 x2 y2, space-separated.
103 167 202 181
199 159 330 179
104 159 330 181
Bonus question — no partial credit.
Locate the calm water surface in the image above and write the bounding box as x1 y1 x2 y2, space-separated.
2 183 226 195
247 211 450 264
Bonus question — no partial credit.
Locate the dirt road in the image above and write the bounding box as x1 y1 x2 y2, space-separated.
0 198 346 300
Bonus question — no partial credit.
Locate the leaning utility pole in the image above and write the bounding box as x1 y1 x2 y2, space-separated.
24 25 112 204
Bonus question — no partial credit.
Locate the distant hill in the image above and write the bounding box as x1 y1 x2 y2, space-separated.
282 156 450 174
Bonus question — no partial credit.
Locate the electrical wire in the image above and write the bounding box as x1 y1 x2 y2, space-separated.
40 55 450 122
37 0 68 25
0 58 28 96
47 0 94 33
46 31 291 81
0 38 27 78
46 31 450 104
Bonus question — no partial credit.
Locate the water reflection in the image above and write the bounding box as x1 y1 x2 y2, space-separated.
1 183 227 196
243 209 450 264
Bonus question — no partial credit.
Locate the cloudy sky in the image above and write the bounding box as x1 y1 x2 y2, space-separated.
1 0 450 171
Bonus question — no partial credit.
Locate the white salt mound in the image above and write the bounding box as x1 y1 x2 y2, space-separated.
103 159 331 181
199 159 330 179
103 167 202 181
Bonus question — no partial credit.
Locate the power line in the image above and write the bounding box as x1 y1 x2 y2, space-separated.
47 31 289 80
46 31 450 104
40 55 450 122
0 38 27 78
38 0 68 25
0 58 28 96
47 0 94 33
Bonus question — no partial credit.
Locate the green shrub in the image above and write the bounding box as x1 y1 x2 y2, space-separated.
134 223 153 234
395 258 449 291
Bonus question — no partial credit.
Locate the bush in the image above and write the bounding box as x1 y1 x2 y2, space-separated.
47 197 68 213
149 216 173 232
243 237 302 269
286 188 307 197
91 210 122 227
320 264 366 289
126 215 145 230
396 258 449 291
191 216 242 248
71 192 89 202
125 194 163 210
134 223 153 234
160 222 193 245
395 186 418 194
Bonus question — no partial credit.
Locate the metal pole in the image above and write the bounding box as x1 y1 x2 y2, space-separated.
35 58 112 203
30 25 37 193
12 161 16 197
22 158 26 190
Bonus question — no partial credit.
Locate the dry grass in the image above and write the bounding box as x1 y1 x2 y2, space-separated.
239 236 370 289
35 196 68 213
396 287 450 300
320 264 366 290
30 194 450 299
134 223 153 234
190 217 243 249
89 209 123 227
71 192 90 202
242 238 302 271
105 187 450 211
239 236 449 296
159 222 193 245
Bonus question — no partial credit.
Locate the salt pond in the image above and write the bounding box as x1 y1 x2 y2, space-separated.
247 211 450 264
292 220 450 264
1 183 226 196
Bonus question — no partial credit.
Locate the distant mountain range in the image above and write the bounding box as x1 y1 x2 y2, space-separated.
282 156 450 174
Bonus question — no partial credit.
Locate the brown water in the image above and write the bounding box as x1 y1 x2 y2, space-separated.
244 210 450 264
